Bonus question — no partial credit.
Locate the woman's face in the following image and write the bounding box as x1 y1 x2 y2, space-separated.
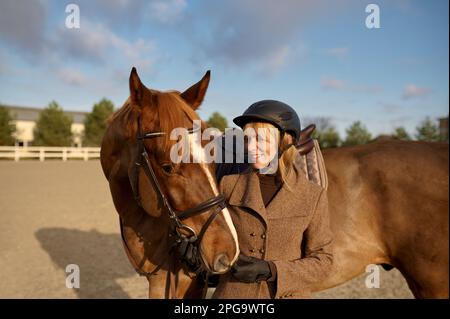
244 123 279 170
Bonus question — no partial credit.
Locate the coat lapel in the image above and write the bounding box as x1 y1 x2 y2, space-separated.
266 159 303 217
223 169 269 224
219 152 317 223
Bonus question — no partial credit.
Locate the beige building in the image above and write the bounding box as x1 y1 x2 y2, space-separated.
5 105 88 147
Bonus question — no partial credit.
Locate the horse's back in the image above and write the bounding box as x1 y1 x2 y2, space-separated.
322 140 449 297
323 140 448 195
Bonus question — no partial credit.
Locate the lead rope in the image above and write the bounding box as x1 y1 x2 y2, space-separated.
169 255 177 298
202 272 210 299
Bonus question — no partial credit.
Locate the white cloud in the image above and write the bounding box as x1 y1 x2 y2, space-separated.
326 47 349 58
99 0 135 8
57 68 86 86
188 0 338 73
0 0 47 56
321 77 347 90
31 19 158 91
54 20 156 72
402 84 432 100
149 0 187 23
263 45 291 75
321 76 382 93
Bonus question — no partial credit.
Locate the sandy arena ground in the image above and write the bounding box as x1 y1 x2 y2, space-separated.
0 161 413 298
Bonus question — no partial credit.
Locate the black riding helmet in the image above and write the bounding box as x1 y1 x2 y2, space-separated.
233 100 301 144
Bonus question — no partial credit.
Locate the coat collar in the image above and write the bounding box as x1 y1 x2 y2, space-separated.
220 152 316 224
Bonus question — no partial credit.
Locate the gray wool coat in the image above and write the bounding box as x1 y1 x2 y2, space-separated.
212 153 334 299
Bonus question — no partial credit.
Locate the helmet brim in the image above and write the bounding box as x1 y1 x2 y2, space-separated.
233 114 283 131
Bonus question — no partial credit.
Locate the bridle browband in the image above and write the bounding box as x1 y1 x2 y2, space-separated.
126 115 227 278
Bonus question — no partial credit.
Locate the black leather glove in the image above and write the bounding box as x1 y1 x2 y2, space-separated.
176 237 200 270
231 253 272 283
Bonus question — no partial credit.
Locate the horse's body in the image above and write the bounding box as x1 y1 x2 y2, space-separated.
316 140 449 298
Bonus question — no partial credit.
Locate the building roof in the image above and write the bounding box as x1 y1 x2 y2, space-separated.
3 105 88 124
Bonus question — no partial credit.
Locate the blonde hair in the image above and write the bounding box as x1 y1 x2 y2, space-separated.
244 122 297 191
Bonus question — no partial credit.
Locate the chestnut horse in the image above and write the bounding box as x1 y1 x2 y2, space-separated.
100 68 239 298
102 68 448 299
316 140 449 298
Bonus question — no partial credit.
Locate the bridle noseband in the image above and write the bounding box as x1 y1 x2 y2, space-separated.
128 115 227 276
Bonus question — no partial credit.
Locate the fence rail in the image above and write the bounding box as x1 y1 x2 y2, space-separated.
0 146 101 161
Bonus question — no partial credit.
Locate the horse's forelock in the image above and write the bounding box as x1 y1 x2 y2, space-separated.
154 92 206 154
106 98 140 140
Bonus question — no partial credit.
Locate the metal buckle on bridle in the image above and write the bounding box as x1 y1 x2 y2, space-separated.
174 224 198 242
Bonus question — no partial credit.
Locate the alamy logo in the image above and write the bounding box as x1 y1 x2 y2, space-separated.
365 264 380 288
65 4 80 29
66 264 80 289
365 4 381 29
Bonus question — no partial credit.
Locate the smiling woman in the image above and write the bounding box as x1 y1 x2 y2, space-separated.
210 100 335 299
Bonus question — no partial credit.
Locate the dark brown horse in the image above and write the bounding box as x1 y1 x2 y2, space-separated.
100 68 239 298
316 140 449 298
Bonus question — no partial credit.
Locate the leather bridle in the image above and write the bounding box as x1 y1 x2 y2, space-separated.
126 115 227 278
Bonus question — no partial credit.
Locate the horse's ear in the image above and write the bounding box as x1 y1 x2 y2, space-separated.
180 70 211 110
129 67 145 107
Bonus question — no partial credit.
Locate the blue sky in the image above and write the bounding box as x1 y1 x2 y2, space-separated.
0 0 448 138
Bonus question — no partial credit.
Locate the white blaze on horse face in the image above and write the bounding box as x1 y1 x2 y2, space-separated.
188 132 240 265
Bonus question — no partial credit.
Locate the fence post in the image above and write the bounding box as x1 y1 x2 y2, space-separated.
84 149 88 161
39 148 44 162
63 148 67 162
14 147 19 162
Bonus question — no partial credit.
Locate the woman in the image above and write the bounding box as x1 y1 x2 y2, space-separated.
212 100 334 299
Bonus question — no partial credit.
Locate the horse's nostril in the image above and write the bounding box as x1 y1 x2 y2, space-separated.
213 253 230 273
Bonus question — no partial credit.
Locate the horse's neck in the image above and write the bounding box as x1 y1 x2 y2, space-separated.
103 106 206 299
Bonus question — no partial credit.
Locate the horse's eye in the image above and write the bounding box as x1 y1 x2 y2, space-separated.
161 163 174 174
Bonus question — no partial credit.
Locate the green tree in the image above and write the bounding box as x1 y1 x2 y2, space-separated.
415 117 440 142
0 105 15 145
83 98 114 146
438 115 449 142
207 112 228 132
391 127 411 141
317 127 341 149
343 121 372 146
305 117 341 149
33 101 73 146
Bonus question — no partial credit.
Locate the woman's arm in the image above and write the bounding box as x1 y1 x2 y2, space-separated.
271 188 334 298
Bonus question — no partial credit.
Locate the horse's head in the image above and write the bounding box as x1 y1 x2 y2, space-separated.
124 67 239 274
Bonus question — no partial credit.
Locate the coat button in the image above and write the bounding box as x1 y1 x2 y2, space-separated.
261 234 266 239
250 232 256 236
249 248 255 253
259 248 265 253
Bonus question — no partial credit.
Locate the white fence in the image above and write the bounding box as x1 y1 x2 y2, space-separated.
0 146 101 161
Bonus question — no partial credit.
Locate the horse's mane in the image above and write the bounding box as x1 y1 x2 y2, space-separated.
107 91 207 154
